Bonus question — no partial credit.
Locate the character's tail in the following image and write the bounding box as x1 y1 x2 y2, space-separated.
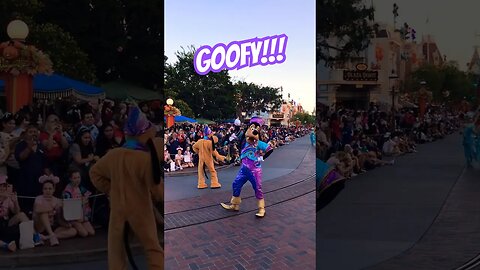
124 222 138 270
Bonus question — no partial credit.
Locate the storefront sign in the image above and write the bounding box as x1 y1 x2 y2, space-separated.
343 63 378 81
272 113 284 119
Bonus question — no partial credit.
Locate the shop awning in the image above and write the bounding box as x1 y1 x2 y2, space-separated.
0 73 105 100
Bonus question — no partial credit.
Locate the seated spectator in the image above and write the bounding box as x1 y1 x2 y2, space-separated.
164 145 174 172
382 135 403 156
62 168 95 238
183 147 194 168
174 147 184 170
33 176 77 246
39 114 69 176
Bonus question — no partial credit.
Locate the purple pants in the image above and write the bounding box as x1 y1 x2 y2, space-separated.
232 161 263 199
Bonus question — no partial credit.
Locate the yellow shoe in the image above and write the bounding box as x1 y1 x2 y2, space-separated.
255 199 265 218
220 196 241 211
197 182 208 189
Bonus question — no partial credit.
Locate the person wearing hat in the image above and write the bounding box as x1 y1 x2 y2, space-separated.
90 106 163 270
221 117 273 218
192 125 226 189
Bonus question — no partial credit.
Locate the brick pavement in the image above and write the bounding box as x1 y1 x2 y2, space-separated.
165 147 315 214
165 191 316 270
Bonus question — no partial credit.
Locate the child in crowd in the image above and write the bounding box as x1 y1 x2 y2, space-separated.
33 175 77 246
164 145 174 172
174 147 184 170
183 146 194 168
63 168 95 237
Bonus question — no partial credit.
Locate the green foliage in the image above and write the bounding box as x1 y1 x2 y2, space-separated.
410 64 476 102
165 46 284 120
173 99 194 118
164 47 235 120
291 112 315 125
234 81 283 117
317 0 377 65
28 23 96 82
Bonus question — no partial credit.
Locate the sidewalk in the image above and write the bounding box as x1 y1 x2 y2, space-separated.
0 227 162 267
166 163 233 177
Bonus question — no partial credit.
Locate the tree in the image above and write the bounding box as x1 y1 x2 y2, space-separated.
234 81 282 117
317 0 377 65
164 47 236 120
410 64 476 103
38 0 163 91
291 112 315 125
0 0 96 82
28 23 96 82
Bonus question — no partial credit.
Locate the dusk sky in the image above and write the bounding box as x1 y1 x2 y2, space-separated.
165 0 315 114
372 0 480 70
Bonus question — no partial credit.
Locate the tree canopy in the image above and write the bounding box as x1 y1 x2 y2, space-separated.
317 0 377 65
1 0 164 92
165 46 284 120
409 64 476 102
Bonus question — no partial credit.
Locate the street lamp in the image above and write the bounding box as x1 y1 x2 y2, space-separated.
164 98 178 128
7 20 29 41
389 69 399 131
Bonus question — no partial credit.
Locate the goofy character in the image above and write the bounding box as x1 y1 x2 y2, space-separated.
193 126 226 189
221 117 273 217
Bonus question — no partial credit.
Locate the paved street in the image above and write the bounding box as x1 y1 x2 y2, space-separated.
165 136 312 201
317 133 476 270
165 136 316 269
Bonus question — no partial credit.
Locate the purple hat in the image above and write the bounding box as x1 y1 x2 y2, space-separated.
203 125 212 139
249 116 264 126
124 106 152 137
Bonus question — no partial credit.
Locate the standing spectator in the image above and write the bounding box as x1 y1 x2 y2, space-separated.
15 125 46 213
95 124 124 158
0 113 21 182
69 127 98 192
78 112 99 145
39 114 69 176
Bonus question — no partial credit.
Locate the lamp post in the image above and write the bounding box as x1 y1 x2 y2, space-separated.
241 111 246 123
0 20 33 113
389 70 399 131
165 98 175 128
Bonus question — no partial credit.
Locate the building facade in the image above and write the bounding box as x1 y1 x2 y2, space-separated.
317 24 443 110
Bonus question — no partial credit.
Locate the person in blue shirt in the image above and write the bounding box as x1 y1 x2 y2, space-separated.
221 117 273 218
310 128 316 146
463 119 476 167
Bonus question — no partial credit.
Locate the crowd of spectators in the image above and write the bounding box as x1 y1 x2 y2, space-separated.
0 99 162 250
165 122 311 172
317 103 462 179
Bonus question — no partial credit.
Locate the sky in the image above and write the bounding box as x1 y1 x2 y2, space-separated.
372 0 480 70
165 0 316 114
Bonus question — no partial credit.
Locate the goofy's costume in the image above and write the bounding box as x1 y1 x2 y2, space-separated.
221 117 273 217
90 107 163 270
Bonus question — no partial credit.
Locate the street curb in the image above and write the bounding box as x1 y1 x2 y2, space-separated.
0 242 143 267
165 163 234 177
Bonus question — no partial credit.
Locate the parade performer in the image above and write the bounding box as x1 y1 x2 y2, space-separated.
463 115 477 168
221 117 273 218
90 106 163 270
310 128 316 146
317 158 345 211
193 126 226 189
